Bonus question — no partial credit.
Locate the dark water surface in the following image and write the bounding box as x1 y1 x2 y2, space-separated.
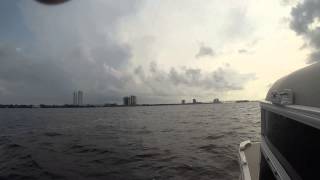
0 102 260 180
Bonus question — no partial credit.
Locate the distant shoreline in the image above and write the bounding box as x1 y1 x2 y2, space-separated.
0 100 257 109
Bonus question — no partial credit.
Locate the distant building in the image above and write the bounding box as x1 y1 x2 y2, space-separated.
78 91 83 105
73 90 84 105
192 99 197 104
128 96 131 105
181 100 186 104
73 91 78 105
123 95 137 106
213 98 221 104
123 97 130 106
130 95 137 105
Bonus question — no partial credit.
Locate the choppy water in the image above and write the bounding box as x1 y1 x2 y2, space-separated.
0 102 260 180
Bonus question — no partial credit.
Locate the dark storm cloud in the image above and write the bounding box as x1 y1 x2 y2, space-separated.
18 0 140 67
0 1 141 104
0 44 133 104
0 44 72 104
290 0 320 63
195 45 215 58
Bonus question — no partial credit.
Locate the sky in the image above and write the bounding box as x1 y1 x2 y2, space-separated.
0 0 318 105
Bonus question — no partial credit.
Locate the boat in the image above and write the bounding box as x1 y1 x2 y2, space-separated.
239 62 320 180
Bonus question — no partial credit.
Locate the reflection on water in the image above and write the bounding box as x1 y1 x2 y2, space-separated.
0 102 260 180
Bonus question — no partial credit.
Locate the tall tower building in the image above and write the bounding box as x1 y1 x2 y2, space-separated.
78 91 83 105
130 95 137 105
123 96 137 106
73 90 83 105
123 97 129 106
73 91 78 105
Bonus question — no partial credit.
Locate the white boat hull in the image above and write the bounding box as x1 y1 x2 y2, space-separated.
238 140 260 180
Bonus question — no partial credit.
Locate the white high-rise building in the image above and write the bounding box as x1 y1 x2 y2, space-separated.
78 91 83 105
73 90 83 105
123 95 137 106
78 91 83 106
73 91 78 105
130 95 137 105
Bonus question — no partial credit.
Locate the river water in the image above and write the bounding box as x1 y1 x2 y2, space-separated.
0 102 260 180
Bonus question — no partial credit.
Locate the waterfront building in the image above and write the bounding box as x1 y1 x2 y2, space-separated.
213 98 221 103
73 90 84 105
130 96 137 105
78 91 83 105
123 97 130 106
123 95 137 106
192 99 197 104
181 100 186 104
73 91 78 105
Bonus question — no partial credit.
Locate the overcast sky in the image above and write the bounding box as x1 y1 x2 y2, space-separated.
0 0 318 104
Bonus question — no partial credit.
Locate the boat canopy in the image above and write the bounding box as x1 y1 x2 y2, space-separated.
266 62 320 108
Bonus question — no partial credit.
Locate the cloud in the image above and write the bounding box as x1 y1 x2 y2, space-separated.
195 45 215 58
222 6 254 41
0 1 142 104
281 0 298 6
290 0 320 63
0 1 259 104
18 0 140 67
0 44 135 104
133 62 256 97
0 43 255 104
238 49 248 54
0 44 72 104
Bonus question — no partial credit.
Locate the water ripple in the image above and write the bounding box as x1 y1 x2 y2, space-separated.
0 102 260 180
